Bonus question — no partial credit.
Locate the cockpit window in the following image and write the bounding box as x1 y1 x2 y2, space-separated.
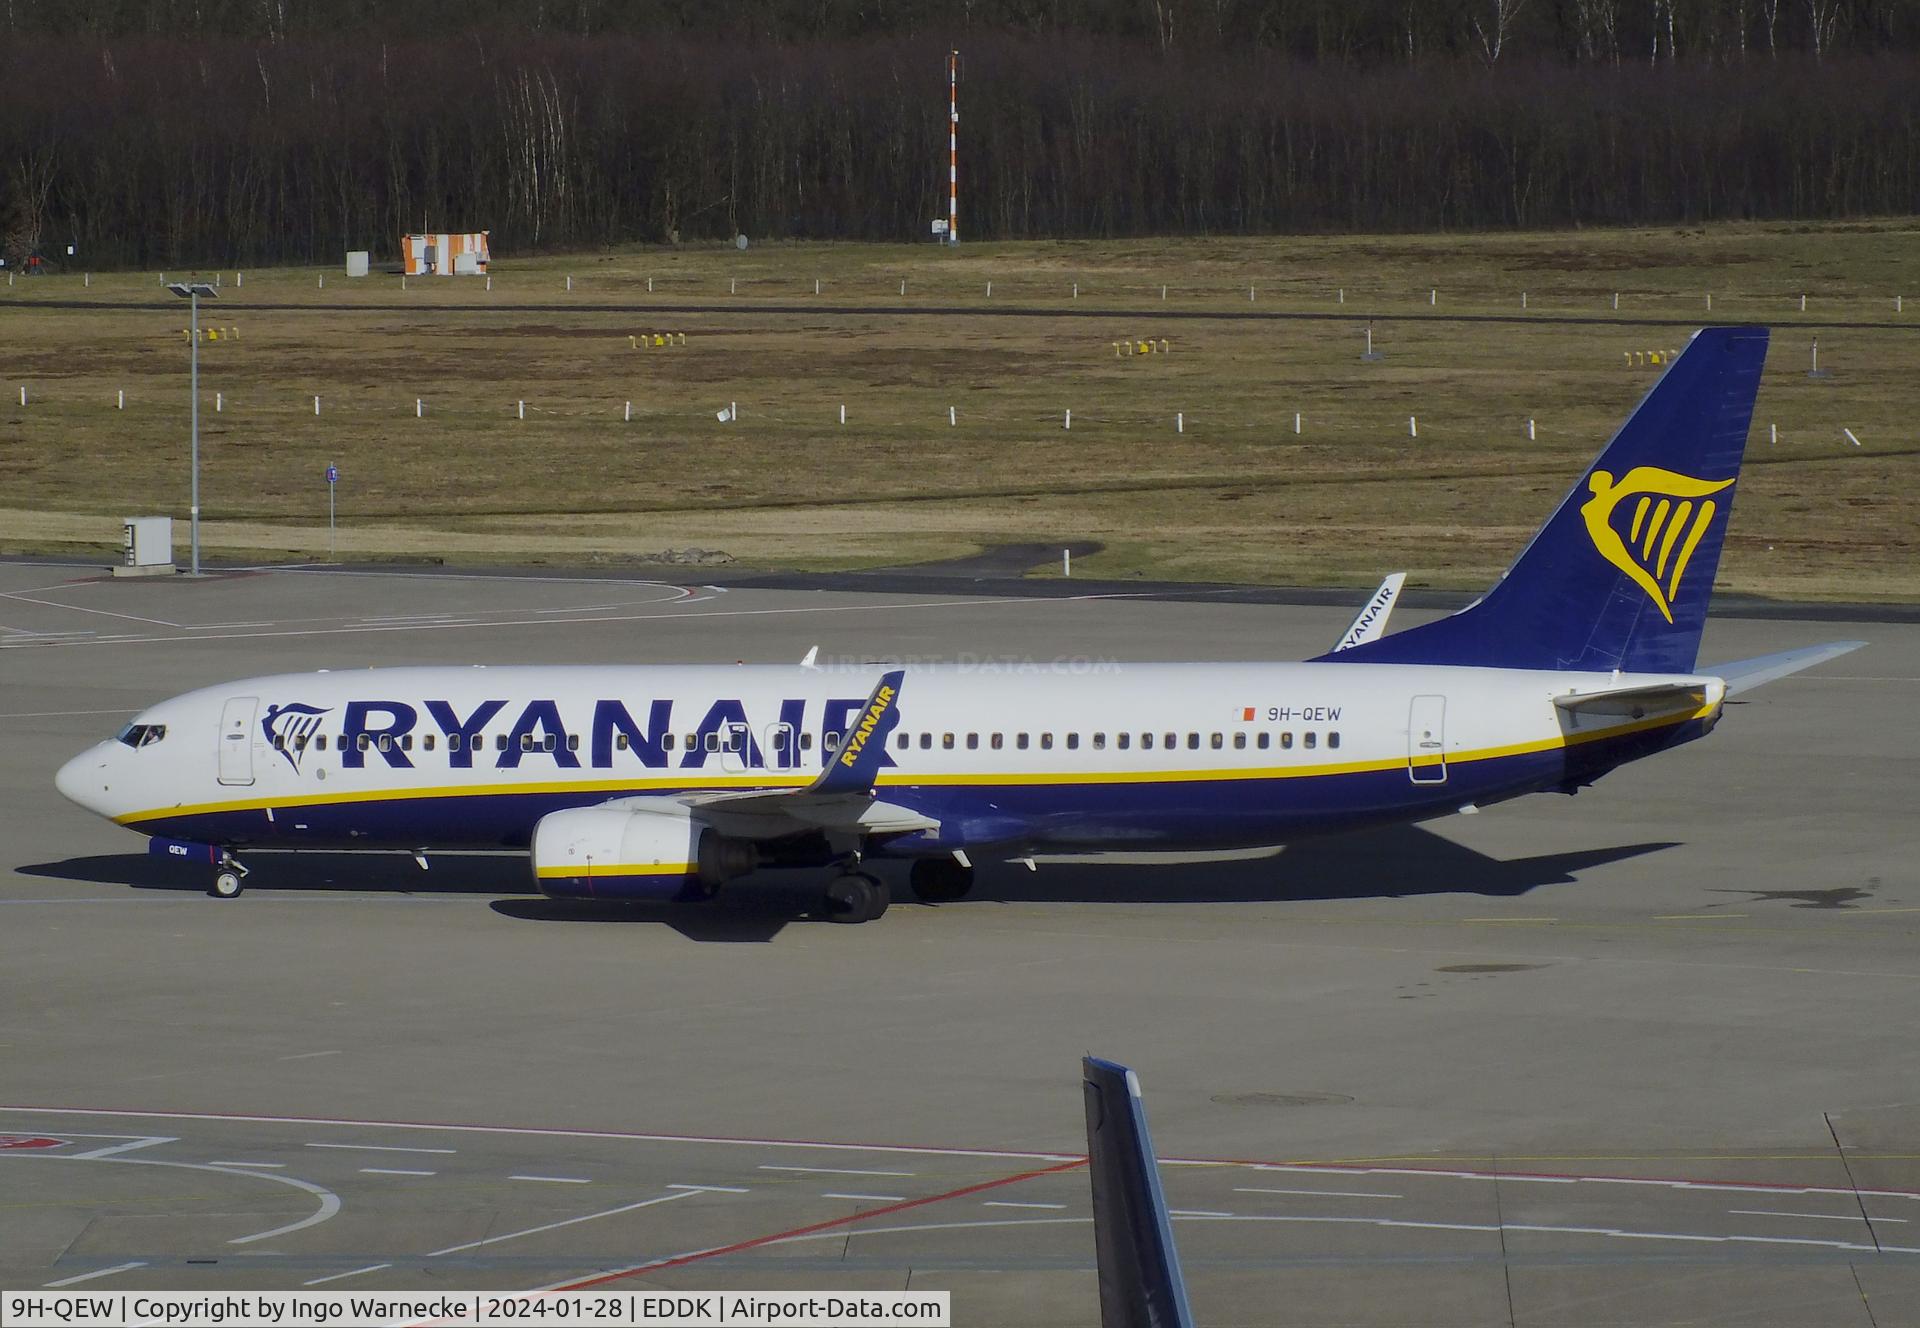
115 723 167 749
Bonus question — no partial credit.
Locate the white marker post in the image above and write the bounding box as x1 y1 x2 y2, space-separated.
1161 284 1167 300
1527 417 1536 440
839 403 846 424
1800 294 1807 312
325 463 338 559
1522 291 1528 309
215 392 222 413
1771 423 1778 445
518 400 525 420
730 278 736 295
1612 293 1619 310
1409 416 1418 438
948 405 956 427
1430 288 1437 305
1064 409 1072 430
1294 412 1302 435
900 280 907 296
624 400 631 422
815 278 821 295
1176 412 1184 434
1063 549 1071 577
566 275 573 292
1844 428 1862 447
1072 283 1078 299
986 281 992 297
416 398 423 418
313 395 320 416
117 389 123 410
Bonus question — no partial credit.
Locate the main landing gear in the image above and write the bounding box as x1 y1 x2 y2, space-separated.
209 853 249 899
909 857 975 904
823 870 890 924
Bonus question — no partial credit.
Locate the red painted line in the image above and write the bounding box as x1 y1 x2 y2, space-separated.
554 1156 1091 1290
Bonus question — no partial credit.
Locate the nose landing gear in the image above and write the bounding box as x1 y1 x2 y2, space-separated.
209 854 249 899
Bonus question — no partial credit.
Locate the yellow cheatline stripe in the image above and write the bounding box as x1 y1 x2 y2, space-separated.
115 705 1714 827
533 862 693 879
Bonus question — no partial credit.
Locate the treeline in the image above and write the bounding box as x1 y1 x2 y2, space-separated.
4 33 1918 267
11 0 1920 63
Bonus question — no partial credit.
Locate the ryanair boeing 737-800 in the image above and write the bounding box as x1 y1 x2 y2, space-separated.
55 327 1860 921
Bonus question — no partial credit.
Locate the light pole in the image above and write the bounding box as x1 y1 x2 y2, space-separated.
166 281 217 575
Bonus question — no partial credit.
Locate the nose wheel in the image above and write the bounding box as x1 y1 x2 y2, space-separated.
823 871 889 924
208 854 249 899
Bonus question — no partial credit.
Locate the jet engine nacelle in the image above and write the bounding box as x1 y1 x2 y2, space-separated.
530 805 755 901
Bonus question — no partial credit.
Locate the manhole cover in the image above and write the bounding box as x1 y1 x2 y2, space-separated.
1435 963 1544 974
1209 1092 1354 1108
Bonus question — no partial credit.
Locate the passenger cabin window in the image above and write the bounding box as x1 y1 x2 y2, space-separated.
942 733 955 750
567 734 579 752
1256 732 1270 750
1040 733 1054 750
448 734 461 752
966 733 979 750
1328 732 1341 749
423 734 436 752
1141 733 1154 750
919 733 932 750
1304 732 1318 749
895 733 909 750
1164 733 1177 749
1066 733 1079 750
1116 733 1129 750
495 734 508 751
1017 733 1030 750
359 735 372 752
615 734 629 752
316 735 328 752
1280 732 1293 750
1186 733 1199 750
991 733 1004 750
800 733 813 751
1209 733 1223 750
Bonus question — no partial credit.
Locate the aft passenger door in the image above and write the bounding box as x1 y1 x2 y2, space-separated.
218 696 258 786
1407 695 1447 785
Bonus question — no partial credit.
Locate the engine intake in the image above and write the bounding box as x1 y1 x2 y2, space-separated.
531 805 755 901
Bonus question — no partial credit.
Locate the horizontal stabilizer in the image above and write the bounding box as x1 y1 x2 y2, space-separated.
1709 640 1865 696
1083 1057 1194 1328
1554 681 1713 718
1332 573 1406 652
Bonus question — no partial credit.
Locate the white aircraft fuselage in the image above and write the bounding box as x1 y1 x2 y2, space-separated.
56 660 1722 857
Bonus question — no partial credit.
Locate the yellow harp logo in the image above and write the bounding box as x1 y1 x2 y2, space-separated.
1580 466 1735 624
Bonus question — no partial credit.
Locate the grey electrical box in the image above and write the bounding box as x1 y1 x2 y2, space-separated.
115 516 175 577
345 251 370 277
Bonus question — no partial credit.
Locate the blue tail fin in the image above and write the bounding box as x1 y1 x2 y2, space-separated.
1319 326 1769 674
1083 1057 1195 1328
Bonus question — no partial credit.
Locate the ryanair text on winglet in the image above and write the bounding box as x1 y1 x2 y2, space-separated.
838 684 897 769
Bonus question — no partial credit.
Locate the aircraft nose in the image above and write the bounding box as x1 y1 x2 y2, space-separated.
55 745 114 816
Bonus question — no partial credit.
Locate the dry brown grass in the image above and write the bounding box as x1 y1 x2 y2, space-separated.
2 221 1917 596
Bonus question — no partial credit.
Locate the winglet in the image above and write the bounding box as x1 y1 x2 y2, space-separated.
800 645 820 670
1332 572 1406 652
806 669 905 795
1083 1057 1195 1328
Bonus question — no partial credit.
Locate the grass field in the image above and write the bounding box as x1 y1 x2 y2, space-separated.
2 220 1917 597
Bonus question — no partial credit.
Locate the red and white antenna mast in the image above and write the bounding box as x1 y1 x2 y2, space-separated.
947 49 960 245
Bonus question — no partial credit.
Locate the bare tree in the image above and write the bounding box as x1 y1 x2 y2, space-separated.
1473 0 1528 63
1807 0 1843 57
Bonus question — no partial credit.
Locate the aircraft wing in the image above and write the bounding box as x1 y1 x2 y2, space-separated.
604 668 936 839
1084 1057 1195 1328
1331 573 1405 652
1707 640 1865 696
